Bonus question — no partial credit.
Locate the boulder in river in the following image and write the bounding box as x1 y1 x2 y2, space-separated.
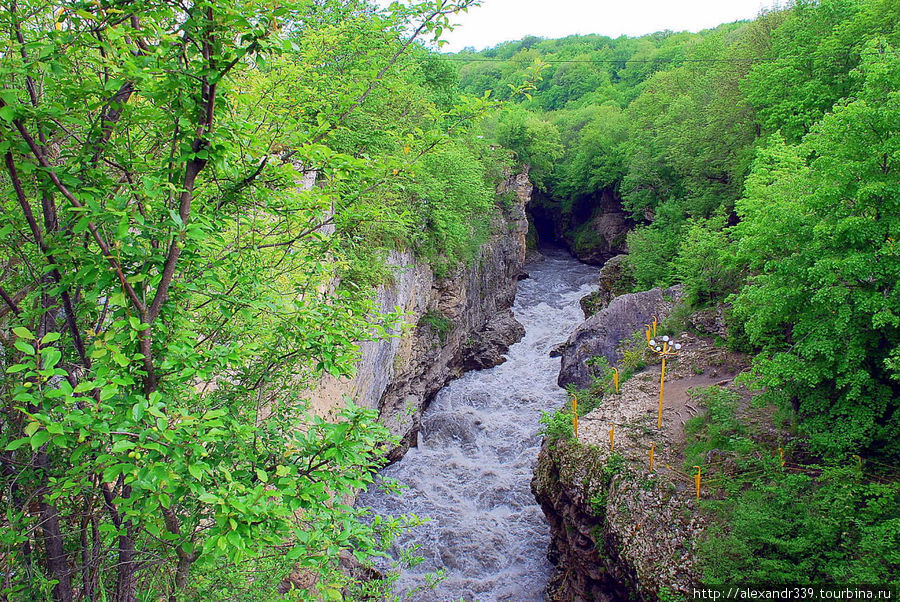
558 285 683 389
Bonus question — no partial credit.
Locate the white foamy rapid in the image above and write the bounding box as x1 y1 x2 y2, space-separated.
356 248 598 601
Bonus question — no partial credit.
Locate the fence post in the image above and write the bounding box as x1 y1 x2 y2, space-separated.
571 394 578 440
693 465 702 500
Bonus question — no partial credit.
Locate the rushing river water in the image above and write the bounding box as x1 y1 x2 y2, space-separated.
357 248 598 601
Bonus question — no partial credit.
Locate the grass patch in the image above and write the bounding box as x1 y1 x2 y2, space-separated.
418 310 452 343
683 386 752 471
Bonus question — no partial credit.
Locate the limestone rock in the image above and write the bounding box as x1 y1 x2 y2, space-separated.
460 309 526 371
579 254 634 318
567 189 632 265
536 334 749 601
686 305 728 338
559 285 683 389
309 167 532 462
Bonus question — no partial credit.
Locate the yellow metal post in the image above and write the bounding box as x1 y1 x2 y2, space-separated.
693 465 702 499
657 356 666 429
572 395 578 440
779 447 785 467
649 443 655 472
613 368 619 394
648 337 681 431
609 425 615 451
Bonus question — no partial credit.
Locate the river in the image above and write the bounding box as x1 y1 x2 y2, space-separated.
357 248 598 601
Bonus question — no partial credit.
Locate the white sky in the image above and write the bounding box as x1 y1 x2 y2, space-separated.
438 0 779 53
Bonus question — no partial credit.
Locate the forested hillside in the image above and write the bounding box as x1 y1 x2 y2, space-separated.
455 0 900 460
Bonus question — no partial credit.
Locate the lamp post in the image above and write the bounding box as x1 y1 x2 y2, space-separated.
648 335 682 429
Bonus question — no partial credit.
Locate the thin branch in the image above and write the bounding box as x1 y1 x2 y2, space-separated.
308 0 462 146
4 152 89 367
4 112 147 315
0 285 22 316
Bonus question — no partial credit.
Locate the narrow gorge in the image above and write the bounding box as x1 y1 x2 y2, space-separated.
357 248 599 600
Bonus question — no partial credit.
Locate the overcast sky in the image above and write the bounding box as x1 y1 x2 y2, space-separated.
438 0 779 53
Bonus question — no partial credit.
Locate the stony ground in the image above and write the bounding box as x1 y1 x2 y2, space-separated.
534 327 785 601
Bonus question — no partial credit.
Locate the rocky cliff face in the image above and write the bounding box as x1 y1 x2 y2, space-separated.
578 254 635 318
311 169 532 460
558 285 683 389
535 289 748 602
533 333 749 601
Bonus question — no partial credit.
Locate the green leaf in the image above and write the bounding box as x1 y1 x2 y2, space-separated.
0 105 15 123
41 332 60 344
4 437 29 451
14 341 36 355
41 347 62 369
188 464 204 480
30 430 51 450
256 468 268 483
112 440 136 453
102 464 125 483
202 409 227 420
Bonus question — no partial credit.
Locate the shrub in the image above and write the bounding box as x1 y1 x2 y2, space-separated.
699 464 900 585
673 215 742 307
539 408 575 441
625 224 679 290
683 386 752 470
419 310 453 343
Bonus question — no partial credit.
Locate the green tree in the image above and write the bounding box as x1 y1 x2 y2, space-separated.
0 1 480 599
730 41 900 457
492 106 562 191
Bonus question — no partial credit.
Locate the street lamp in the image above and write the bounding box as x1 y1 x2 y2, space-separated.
648 335 682 429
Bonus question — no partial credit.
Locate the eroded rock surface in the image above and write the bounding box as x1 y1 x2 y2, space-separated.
579 254 634 318
310 168 532 460
559 285 683 389
535 334 749 601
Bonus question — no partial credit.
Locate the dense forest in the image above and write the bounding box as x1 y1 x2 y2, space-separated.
1 0 899 599
457 0 900 460
453 1 900 588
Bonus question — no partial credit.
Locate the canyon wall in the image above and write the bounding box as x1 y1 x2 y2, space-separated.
311 169 532 460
